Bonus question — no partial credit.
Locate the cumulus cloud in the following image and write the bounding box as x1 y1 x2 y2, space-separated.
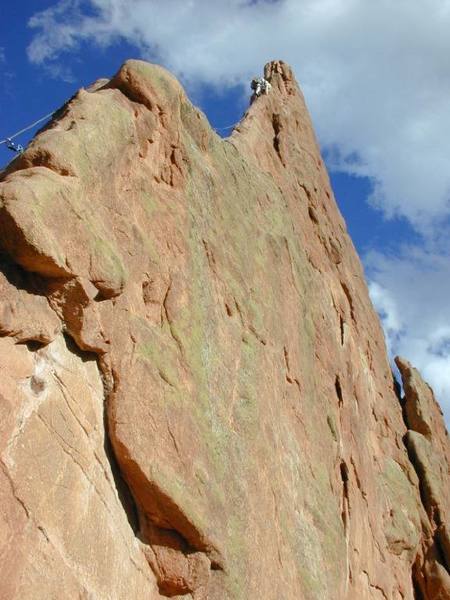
27 0 450 422
368 248 450 424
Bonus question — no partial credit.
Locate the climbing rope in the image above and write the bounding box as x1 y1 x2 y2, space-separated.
0 110 56 153
214 119 245 137
215 122 240 132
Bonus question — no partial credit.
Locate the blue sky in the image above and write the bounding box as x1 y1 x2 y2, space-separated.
1 1 449 424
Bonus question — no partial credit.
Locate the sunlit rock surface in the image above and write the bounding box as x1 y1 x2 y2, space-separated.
0 59 448 599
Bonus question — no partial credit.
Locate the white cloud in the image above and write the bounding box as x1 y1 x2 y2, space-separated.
368 248 450 425
27 0 450 424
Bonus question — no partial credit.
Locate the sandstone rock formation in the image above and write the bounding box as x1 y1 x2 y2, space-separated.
0 59 448 599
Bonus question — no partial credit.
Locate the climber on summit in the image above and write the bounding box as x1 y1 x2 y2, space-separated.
251 76 272 98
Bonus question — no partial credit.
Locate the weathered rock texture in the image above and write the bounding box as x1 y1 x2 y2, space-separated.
0 59 448 599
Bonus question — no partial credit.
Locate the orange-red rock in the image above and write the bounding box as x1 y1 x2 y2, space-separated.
0 59 448 599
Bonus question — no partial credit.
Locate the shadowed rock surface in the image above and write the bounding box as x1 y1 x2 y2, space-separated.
0 59 448 599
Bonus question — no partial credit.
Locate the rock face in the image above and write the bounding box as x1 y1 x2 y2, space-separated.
0 59 448 599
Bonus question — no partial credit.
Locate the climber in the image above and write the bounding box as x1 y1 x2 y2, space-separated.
5 138 24 154
250 76 272 98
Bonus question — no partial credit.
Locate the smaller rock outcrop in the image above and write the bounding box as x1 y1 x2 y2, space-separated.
396 358 450 599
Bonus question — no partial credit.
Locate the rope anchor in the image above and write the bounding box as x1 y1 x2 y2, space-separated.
5 138 24 154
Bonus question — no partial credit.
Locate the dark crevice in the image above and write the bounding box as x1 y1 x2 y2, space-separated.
271 113 284 165
340 460 350 530
0 251 49 297
412 564 425 600
392 372 403 403
284 346 293 383
202 239 217 273
162 276 184 357
335 375 343 407
341 281 355 322
17 339 47 352
434 530 449 571
340 461 349 485
234 299 245 328
308 205 318 223
103 401 140 534
93 289 111 302
340 315 345 346
300 183 312 203
283 346 300 391
248 324 266 345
